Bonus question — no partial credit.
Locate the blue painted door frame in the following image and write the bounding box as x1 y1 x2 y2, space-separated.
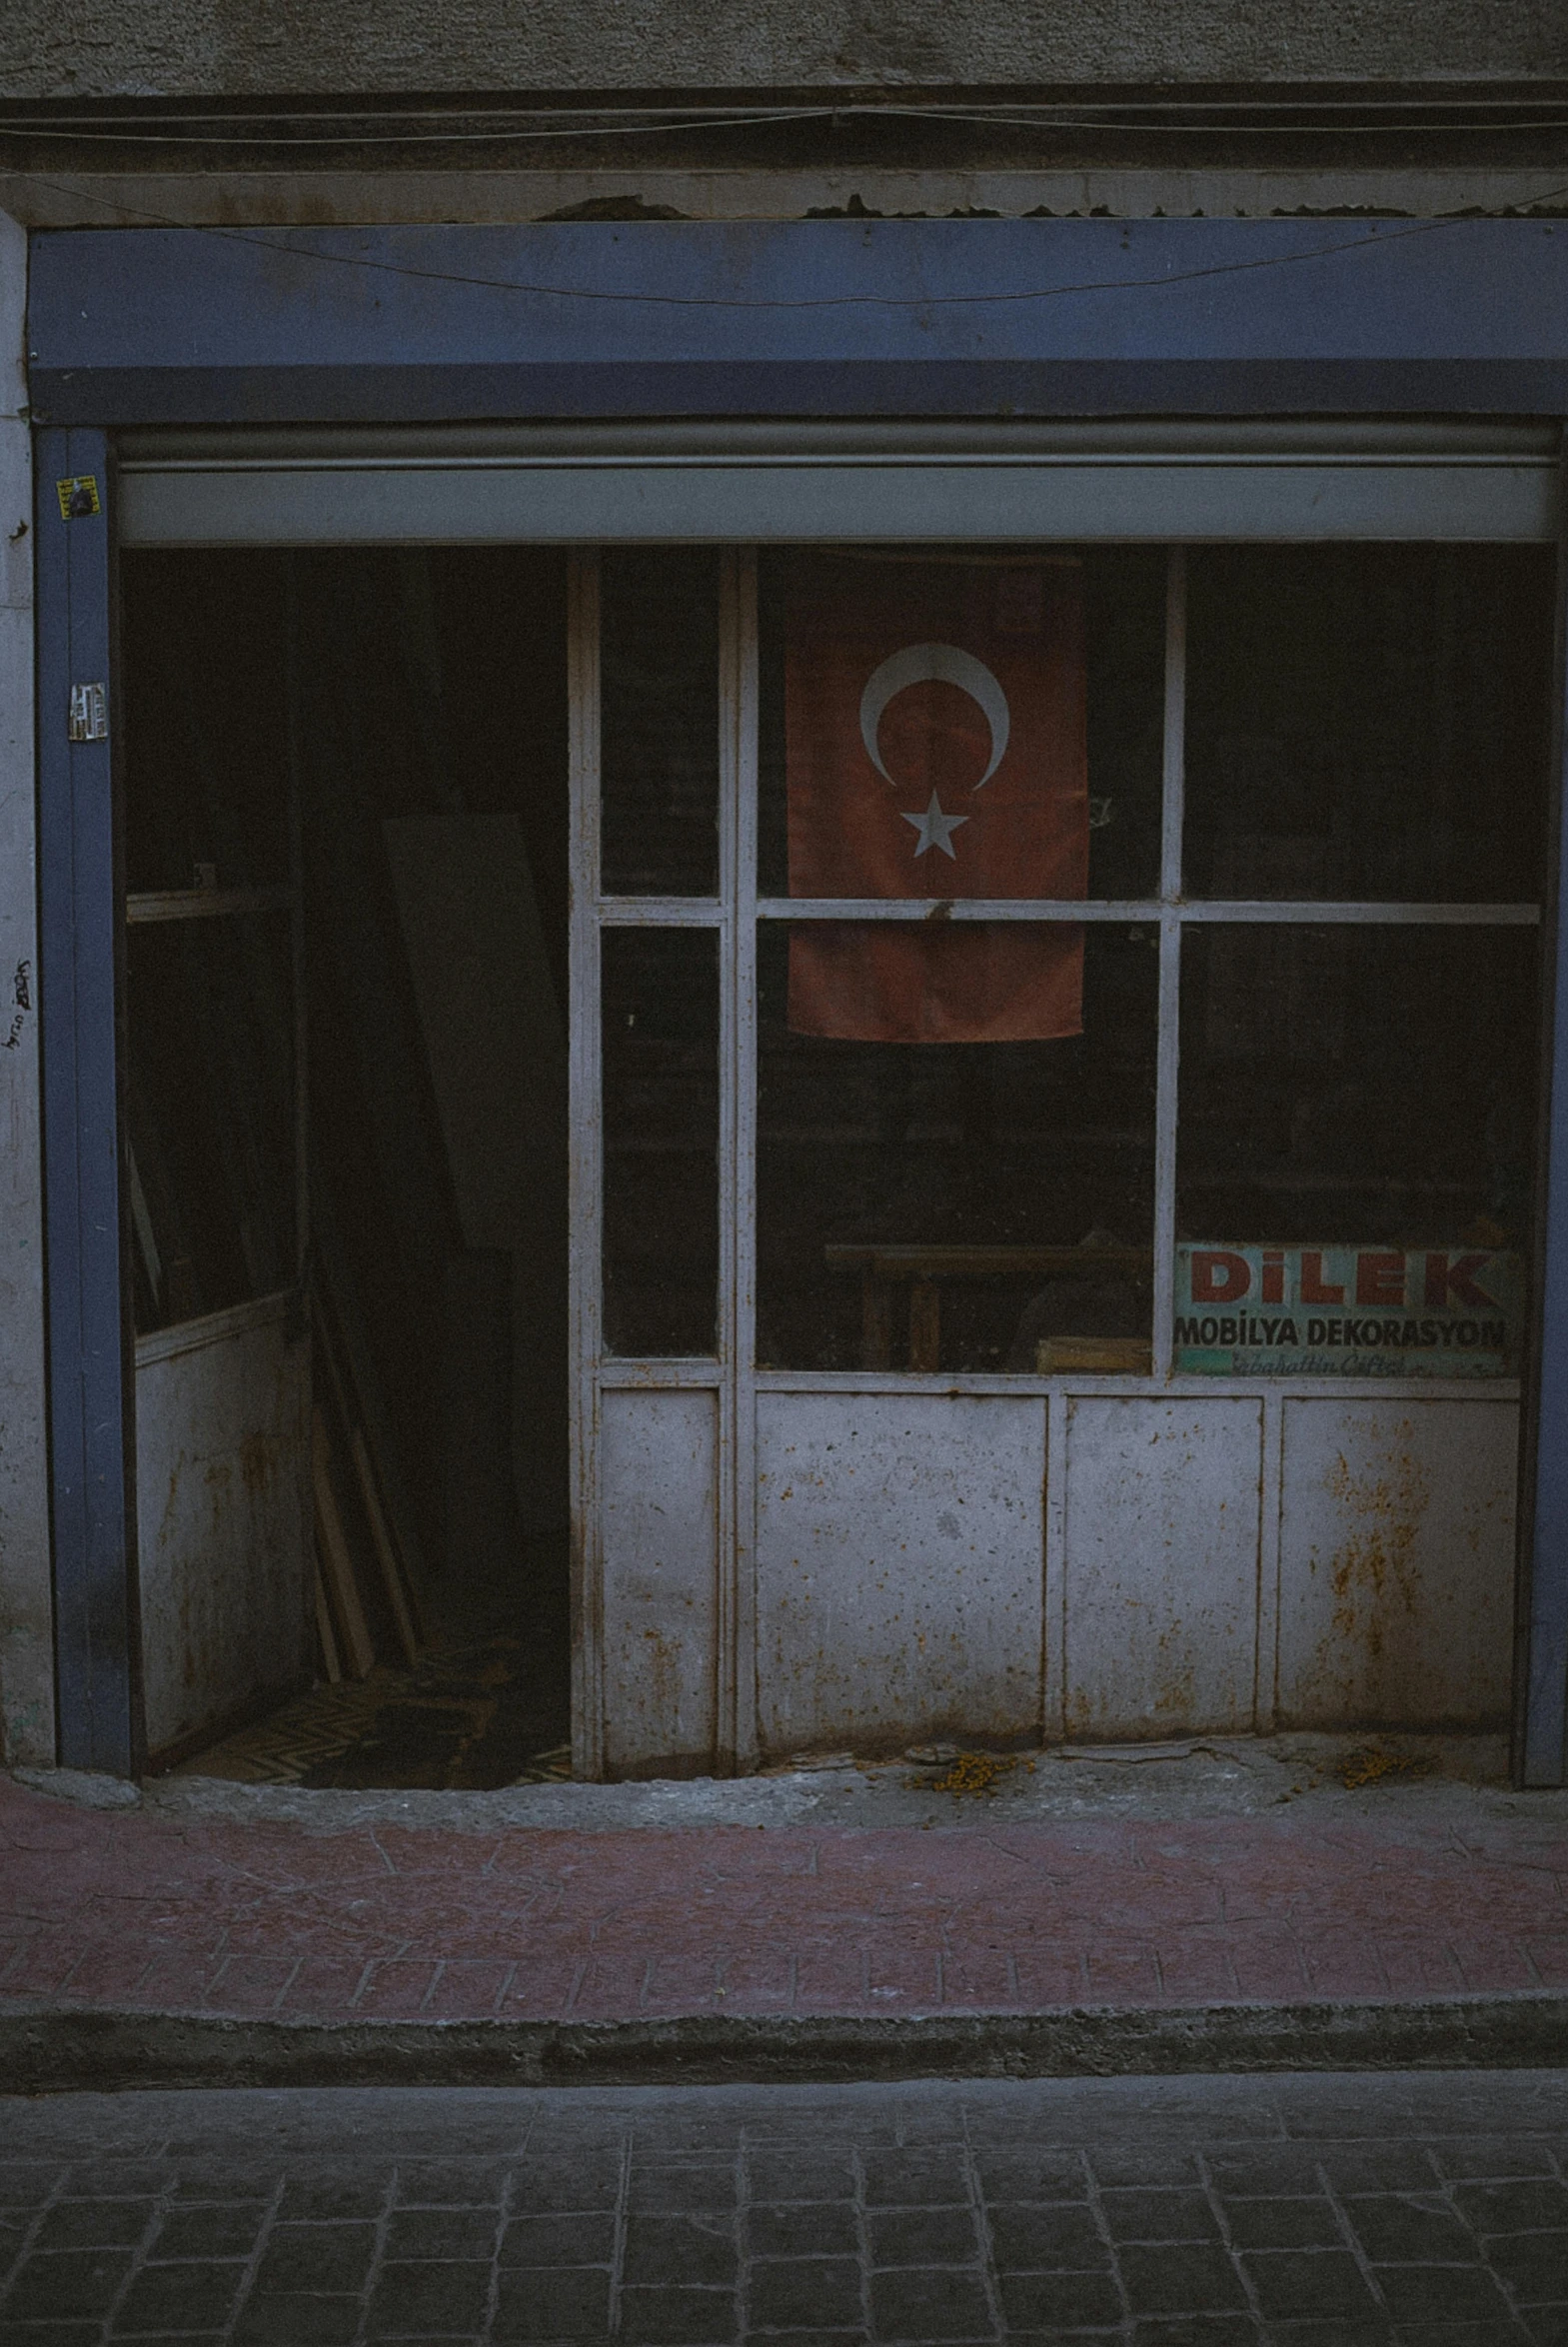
34 425 142 1778
24 216 1568 1779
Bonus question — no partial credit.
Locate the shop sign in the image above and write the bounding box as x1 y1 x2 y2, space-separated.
1173 1244 1523 1377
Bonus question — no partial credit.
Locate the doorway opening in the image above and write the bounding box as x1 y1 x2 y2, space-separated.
120 547 573 1787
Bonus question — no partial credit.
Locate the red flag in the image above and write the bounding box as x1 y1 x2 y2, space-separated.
785 557 1088 1044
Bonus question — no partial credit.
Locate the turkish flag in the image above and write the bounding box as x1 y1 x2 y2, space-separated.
785 556 1088 1044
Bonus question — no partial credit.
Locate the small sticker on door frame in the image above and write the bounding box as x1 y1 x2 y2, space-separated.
56 475 102 521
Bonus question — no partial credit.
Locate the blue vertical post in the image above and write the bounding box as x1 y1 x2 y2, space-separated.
35 425 141 1777
1523 446 1568 1787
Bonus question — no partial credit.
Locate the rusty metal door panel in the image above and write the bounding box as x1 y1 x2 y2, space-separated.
1276 1397 1517 1729
754 1392 1045 1758
1062 1395 1263 1740
600 1387 720 1778
135 1300 312 1759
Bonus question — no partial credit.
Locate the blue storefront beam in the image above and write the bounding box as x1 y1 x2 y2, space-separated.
25 216 1568 425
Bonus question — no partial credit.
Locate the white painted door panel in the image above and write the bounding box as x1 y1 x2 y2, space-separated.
1276 1398 1517 1728
755 1391 1045 1758
1062 1395 1263 1739
136 1302 312 1758
600 1387 719 1777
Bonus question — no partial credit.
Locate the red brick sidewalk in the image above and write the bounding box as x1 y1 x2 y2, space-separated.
3 1774 1567 2031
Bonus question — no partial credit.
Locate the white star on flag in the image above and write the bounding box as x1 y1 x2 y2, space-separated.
900 791 969 860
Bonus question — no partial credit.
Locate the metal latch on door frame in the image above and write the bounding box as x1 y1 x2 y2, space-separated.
67 682 107 743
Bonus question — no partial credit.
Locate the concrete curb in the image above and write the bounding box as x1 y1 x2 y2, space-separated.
2 1993 1566 2093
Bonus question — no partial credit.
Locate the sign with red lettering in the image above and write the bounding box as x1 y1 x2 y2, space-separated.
1173 1244 1522 1377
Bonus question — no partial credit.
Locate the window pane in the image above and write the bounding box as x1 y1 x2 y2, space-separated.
1184 547 1553 903
126 912 296 1332
600 552 720 895
1175 925 1536 1376
756 923 1157 1371
602 929 720 1355
758 551 1163 901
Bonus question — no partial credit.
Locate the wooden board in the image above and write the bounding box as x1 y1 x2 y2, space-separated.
311 1405 375 1681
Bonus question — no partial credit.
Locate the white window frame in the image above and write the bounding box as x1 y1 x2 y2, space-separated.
570 542 1542 1770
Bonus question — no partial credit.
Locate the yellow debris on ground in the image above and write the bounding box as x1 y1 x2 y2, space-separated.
930 1750 1018 1796
1340 1745 1433 1791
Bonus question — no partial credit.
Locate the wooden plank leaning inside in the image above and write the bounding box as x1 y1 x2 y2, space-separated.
311 1402 376 1681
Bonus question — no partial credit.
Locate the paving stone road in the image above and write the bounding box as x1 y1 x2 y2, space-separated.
0 2073 1564 2346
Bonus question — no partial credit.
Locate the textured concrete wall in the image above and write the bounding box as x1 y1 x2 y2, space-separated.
0 209 53 1768
2 0 1567 99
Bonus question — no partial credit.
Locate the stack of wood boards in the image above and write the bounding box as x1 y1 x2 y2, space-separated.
309 1277 427 1683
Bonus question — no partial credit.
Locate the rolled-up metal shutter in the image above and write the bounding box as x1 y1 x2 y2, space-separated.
115 420 1559 547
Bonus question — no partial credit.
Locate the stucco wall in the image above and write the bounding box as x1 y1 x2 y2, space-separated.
2 0 1567 99
0 209 52 1768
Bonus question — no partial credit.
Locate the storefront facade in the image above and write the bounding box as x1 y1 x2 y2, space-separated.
5 183 1568 1782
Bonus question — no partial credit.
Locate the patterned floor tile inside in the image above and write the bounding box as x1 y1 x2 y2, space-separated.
170 1635 572 1790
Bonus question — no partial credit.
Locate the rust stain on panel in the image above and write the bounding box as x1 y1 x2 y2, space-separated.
1277 1400 1515 1731
1321 1431 1427 1666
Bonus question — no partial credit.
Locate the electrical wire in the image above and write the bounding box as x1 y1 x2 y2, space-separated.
0 109 835 148
917 105 1568 138
2 101 1568 145
8 95 1568 119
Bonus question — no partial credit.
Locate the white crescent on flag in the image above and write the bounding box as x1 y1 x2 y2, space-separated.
857 643 1011 791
